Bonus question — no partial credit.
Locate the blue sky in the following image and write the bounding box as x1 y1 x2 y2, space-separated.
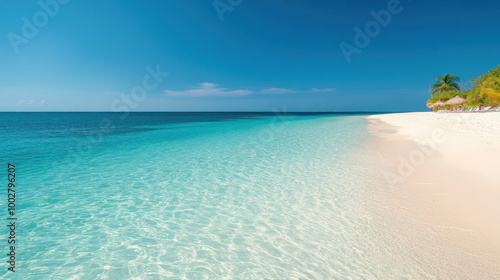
1 0 499 112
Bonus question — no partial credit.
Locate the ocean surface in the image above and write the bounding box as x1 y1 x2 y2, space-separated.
0 112 416 279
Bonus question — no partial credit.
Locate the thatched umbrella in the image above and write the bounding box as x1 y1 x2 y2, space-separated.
433 100 446 108
434 99 446 107
445 95 467 111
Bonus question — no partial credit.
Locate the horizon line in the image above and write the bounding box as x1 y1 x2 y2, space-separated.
0 110 415 113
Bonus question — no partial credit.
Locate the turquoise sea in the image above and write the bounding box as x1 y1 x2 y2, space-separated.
0 112 421 279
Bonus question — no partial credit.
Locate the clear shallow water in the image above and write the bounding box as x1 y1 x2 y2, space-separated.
1 112 399 279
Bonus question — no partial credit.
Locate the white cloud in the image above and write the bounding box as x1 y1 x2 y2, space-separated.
163 83 335 98
200 82 217 88
165 83 253 97
260 88 297 94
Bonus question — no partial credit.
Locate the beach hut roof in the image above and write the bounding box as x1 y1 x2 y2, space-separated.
445 95 468 105
432 100 446 107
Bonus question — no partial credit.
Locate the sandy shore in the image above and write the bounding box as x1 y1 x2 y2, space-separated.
366 112 500 279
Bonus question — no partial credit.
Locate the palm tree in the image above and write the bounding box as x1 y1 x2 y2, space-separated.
430 74 461 97
479 76 500 105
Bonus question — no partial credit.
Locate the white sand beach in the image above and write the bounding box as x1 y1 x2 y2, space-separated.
367 112 500 278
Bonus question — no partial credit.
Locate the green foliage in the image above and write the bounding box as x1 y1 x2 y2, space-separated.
427 64 500 108
465 86 484 107
428 90 459 103
430 73 460 97
469 64 500 106
427 90 464 110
